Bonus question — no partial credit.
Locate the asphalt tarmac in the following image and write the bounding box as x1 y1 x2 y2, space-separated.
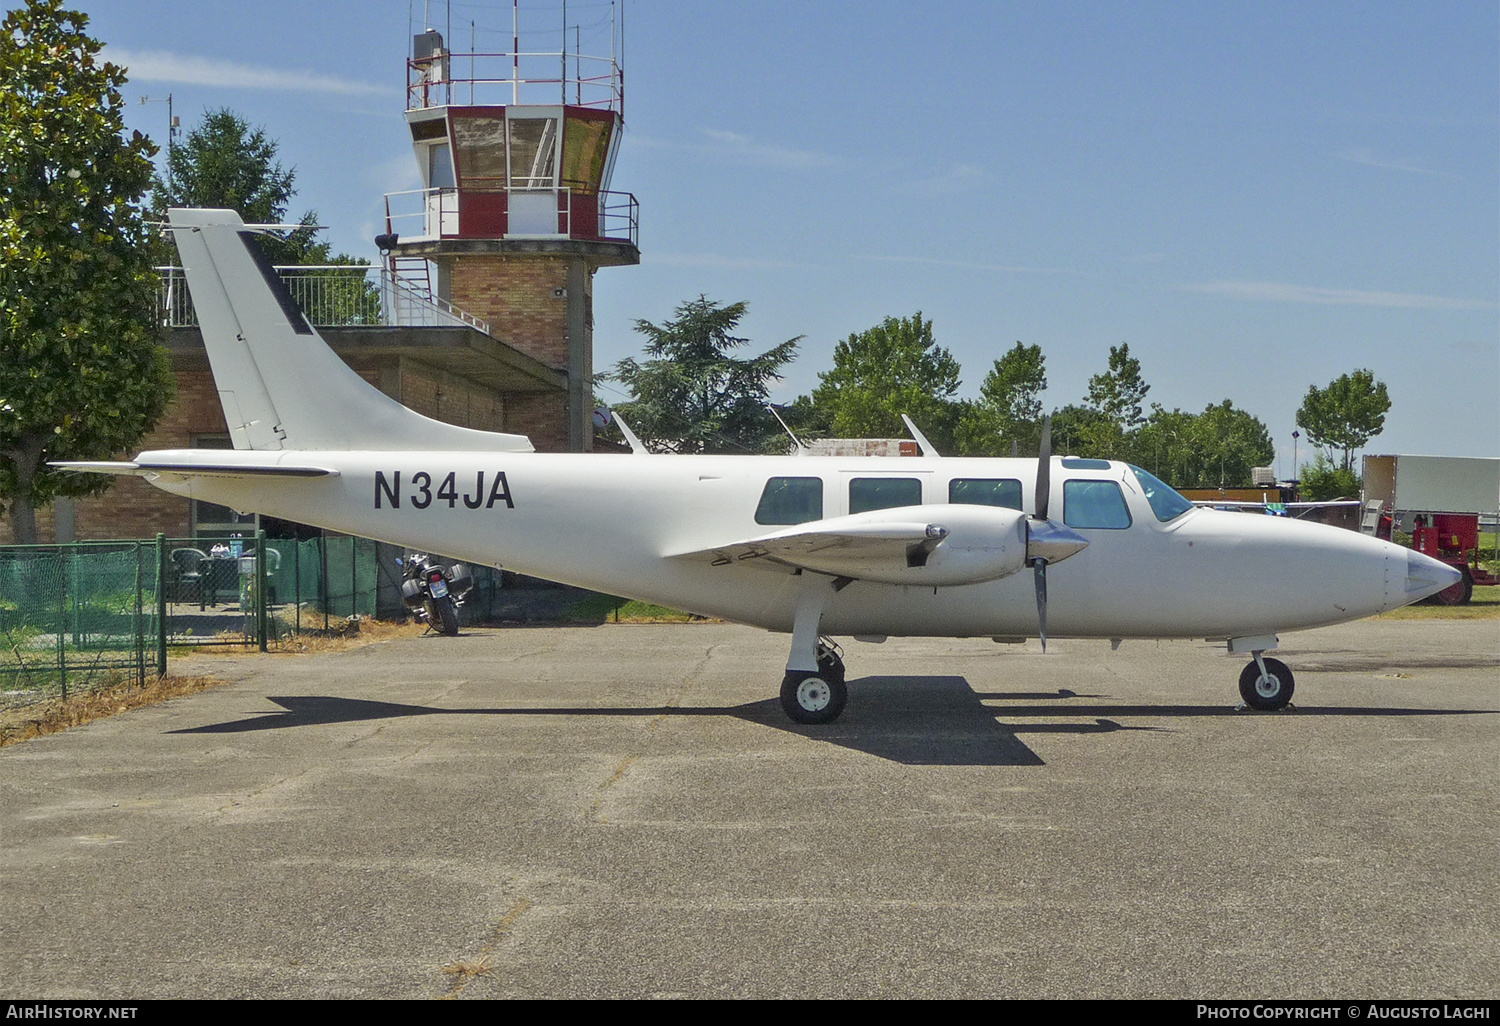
2 618 1496 999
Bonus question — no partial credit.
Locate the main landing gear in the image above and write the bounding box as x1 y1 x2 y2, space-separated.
1238 653 1295 711
780 641 847 725
779 579 854 725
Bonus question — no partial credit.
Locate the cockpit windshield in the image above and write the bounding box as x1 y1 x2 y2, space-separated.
1127 465 1195 522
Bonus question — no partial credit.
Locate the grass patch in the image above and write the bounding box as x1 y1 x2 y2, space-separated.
1378 585 1500 620
564 593 707 623
0 672 230 747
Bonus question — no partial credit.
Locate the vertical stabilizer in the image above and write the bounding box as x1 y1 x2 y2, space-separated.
168 208 534 453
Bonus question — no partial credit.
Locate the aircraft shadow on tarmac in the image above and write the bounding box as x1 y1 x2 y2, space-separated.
168 674 1497 767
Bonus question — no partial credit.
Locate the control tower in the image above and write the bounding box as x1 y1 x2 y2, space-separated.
383 9 638 451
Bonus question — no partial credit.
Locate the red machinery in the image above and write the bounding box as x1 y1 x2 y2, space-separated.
1409 513 1496 605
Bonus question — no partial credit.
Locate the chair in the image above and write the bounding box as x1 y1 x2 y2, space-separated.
263 548 282 606
169 548 209 606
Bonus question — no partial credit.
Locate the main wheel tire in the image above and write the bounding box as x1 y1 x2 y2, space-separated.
779 671 848 725
1238 657 1295 710
435 596 460 635
1431 570 1473 606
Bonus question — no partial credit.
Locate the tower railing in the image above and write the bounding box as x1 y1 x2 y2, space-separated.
408 50 623 112
382 185 638 247
156 266 489 334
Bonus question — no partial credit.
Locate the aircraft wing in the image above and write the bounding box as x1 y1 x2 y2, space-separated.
673 519 940 571
52 460 339 480
1192 499 1362 518
667 504 1031 586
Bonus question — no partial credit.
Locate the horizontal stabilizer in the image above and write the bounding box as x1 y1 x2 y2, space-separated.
53 459 339 480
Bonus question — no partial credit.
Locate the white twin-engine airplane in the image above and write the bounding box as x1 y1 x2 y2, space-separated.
60 210 1461 724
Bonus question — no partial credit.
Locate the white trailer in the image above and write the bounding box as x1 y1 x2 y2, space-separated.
1362 454 1500 516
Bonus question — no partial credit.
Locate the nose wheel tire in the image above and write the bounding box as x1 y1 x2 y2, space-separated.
1239 657 1295 710
780 671 848 725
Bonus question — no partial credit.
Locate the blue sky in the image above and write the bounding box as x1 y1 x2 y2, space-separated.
78 1 1498 467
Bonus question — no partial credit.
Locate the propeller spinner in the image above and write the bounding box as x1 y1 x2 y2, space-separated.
1025 416 1089 651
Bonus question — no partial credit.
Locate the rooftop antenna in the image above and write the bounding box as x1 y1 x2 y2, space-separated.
139 94 178 190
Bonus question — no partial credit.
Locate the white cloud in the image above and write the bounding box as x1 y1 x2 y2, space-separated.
893 163 989 195
861 254 1070 275
1337 147 1454 179
645 252 811 270
1181 280 1494 310
699 129 834 170
107 48 392 97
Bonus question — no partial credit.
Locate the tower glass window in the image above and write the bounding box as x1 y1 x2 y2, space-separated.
508 117 558 189
561 114 613 192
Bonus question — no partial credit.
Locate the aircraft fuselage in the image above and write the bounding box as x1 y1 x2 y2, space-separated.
138 448 1420 642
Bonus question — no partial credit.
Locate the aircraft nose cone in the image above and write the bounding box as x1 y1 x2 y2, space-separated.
1027 519 1089 566
1403 549 1462 602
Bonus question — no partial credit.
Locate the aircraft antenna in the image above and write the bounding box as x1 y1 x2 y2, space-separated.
900 415 940 457
767 405 807 456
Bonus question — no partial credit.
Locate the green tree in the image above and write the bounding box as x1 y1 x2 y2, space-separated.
1132 404 1201 482
1085 343 1150 430
608 297 800 454
956 341 1047 456
810 312 963 452
1133 402 1274 489
151 108 326 264
1296 369 1390 472
0 0 173 543
1300 452 1361 501
152 108 377 325
1047 404 1112 458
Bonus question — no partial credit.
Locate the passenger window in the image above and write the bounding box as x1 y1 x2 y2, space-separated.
849 477 922 514
949 478 1022 510
755 477 823 525
1063 480 1132 530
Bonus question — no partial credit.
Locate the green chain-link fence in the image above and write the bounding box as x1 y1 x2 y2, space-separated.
1 533 392 710
0 540 160 708
2 533 550 711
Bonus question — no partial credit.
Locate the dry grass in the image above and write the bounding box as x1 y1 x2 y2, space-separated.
0 673 230 748
185 618 427 657
439 955 495 979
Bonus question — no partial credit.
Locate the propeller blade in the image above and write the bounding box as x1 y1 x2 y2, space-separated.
1036 415 1053 521
1034 559 1048 652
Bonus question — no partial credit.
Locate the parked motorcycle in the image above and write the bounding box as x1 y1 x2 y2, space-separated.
397 554 473 635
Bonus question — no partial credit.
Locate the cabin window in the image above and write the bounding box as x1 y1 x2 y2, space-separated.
849 477 922 514
948 478 1022 510
1127 465 1195 522
756 477 823 525
1063 480 1132 530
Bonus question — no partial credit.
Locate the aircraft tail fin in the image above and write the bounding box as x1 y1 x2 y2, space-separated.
167 208 534 453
